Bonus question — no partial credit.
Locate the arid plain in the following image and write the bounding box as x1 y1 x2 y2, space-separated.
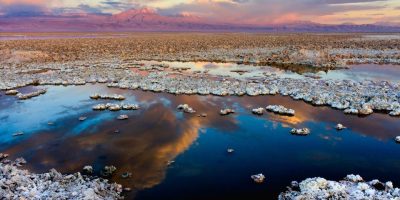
1 32 400 199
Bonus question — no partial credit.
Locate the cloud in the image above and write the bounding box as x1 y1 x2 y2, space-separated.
0 0 55 16
53 4 110 15
52 0 139 14
0 0 48 5
0 0 397 25
157 0 388 24
77 4 103 13
100 0 138 11
319 0 386 4
0 4 48 17
231 0 249 3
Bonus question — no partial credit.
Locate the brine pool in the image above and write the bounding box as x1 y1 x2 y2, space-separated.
134 61 400 83
1 84 399 199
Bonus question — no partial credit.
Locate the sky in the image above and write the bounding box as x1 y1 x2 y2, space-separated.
0 0 399 25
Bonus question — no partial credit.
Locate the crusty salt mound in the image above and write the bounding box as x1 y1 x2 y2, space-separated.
279 174 399 200
0 158 123 199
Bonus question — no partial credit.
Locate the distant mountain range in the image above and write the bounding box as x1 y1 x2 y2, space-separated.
1 8 400 32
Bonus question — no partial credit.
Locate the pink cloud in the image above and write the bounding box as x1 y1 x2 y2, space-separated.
0 0 398 25
271 13 301 24
0 0 47 5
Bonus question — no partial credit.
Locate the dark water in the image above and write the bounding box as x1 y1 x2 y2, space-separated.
1 84 400 199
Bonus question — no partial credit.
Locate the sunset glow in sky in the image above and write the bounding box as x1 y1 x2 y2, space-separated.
0 0 399 25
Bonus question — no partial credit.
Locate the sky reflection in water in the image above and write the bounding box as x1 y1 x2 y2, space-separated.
137 61 400 83
0 34 128 41
0 84 400 199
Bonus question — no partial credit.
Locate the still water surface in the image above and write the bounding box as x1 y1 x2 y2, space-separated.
138 61 400 83
0 84 399 199
0 33 128 41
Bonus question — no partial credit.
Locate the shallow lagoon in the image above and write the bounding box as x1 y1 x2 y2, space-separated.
1 84 400 199
136 61 400 83
0 33 128 41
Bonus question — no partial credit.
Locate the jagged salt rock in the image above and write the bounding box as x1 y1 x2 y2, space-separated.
220 109 235 116
335 123 346 130
93 104 107 110
112 94 125 100
83 166 93 174
89 93 100 99
395 136 400 143
17 89 47 100
101 165 117 177
386 181 394 189
167 160 175 166
12 131 24 137
279 174 400 200
177 104 196 113
345 174 364 182
389 109 400 116
266 105 295 116
15 158 26 166
108 104 121 111
344 108 359 115
92 94 125 100
359 108 373 115
357 182 370 191
359 104 373 115
252 107 264 115
117 115 128 120
290 128 310 135
122 104 139 110
5 90 19 95
251 173 266 183
0 153 9 160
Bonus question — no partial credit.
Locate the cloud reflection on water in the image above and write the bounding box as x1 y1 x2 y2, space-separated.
1 84 399 196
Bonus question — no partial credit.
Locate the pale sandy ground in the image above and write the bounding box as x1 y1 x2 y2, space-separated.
1 33 399 68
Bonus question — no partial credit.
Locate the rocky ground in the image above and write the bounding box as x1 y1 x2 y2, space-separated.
0 156 123 199
1 33 399 68
279 174 399 200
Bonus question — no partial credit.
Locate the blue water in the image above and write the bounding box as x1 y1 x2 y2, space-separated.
136 114 400 199
0 84 399 199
